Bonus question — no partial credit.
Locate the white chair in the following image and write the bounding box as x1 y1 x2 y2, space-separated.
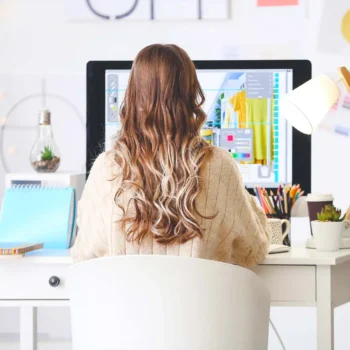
69 256 270 350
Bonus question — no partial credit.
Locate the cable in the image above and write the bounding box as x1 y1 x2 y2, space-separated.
270 319 286 350
41 78 46 109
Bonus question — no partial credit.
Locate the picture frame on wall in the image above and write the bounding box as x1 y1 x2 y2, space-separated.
234 0 309 19
65 0 231 22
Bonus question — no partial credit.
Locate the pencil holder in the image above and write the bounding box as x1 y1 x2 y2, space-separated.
255 184 303 247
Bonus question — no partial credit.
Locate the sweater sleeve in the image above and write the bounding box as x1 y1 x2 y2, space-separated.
70 153 110 262
227 156 271 267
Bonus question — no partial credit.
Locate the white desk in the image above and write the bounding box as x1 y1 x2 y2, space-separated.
1 248 350 350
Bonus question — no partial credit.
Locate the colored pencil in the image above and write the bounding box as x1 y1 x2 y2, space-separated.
254 184 304 219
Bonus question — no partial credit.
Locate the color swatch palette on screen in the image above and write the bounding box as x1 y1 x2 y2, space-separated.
232 153 251 159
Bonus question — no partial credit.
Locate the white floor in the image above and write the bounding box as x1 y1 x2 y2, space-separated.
0 341 72 350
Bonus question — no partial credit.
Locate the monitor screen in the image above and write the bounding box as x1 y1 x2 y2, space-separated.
105 68 293 188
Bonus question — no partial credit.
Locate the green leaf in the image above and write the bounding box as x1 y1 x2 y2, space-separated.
317 204 343 222
40 146 54 161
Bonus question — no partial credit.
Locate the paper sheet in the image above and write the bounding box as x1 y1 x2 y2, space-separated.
257 0 298 6
237 0 307 20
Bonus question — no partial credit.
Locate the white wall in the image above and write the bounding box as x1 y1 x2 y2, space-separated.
1 0 350 349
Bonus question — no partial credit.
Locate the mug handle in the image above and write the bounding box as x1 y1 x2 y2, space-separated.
281 219 290 240
343 220 350 231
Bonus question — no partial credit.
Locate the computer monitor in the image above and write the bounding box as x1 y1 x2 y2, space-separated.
87 60 311 194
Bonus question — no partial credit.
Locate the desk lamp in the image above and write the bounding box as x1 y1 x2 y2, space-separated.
280 67 350 248
280 66 350 134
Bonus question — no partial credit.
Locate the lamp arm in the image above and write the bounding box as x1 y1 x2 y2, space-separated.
339 67 350 92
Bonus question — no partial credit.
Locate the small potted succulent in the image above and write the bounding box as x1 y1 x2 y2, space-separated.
312 204 345 252
31 146 60 173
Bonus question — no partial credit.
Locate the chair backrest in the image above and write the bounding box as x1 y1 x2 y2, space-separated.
69 256 270 350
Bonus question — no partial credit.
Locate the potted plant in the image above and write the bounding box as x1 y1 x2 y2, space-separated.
32 146 60 173
312 204 345 252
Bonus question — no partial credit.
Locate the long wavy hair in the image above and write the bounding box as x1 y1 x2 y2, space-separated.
113 44 213 245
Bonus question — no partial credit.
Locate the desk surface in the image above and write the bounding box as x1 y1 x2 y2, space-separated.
3 247 350 266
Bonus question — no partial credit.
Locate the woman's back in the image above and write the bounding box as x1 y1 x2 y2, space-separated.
71 44 271 266
72 146 270 267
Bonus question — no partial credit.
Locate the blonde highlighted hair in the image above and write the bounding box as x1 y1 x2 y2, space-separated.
114 44 213 245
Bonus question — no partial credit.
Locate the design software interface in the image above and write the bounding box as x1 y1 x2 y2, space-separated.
105 68 293 188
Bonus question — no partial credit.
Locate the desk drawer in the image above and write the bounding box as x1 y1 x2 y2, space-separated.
0 264 69 300
254 265 316 303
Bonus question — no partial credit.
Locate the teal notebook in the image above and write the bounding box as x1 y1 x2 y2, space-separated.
0 186 76 249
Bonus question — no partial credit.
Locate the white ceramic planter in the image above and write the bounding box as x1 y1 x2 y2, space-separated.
311 221 343 252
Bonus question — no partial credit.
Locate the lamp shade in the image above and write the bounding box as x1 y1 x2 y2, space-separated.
280 74 340 134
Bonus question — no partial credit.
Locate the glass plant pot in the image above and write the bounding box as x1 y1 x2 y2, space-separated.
30 109 61 173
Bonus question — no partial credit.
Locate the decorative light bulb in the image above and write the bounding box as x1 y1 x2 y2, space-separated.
30 109 61 173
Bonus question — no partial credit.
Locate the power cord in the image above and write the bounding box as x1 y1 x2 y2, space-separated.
270 319 286 350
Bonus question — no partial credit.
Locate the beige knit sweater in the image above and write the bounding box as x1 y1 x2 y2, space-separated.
71 147 271 267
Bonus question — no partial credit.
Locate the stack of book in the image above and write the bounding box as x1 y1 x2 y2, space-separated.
0 243 43 258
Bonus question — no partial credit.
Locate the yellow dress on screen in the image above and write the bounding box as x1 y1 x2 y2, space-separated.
229 90 247 128
246 98 274 164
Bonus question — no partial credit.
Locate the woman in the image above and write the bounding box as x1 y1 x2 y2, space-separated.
71 44 271 267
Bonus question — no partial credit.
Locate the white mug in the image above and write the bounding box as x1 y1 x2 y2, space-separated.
268 218 290 245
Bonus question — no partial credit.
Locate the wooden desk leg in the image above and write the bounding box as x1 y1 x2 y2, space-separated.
20 306 37 350
316 266 334 350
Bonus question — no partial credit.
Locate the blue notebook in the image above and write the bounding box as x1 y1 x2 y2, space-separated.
0 186 76 249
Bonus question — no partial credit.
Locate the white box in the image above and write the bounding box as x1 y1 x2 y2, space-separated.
5 173 86 201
